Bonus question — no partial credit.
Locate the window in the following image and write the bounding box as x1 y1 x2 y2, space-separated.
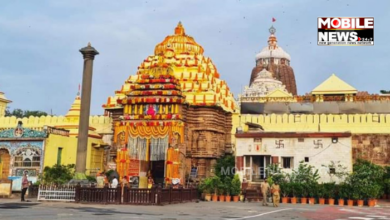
57 148 63 165
282 157 293 169
298 138 305 142
14 156 40 167
329 168 336 174
304 157 309 162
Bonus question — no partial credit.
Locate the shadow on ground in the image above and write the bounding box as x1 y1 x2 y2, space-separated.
65 206 164 216
0 202 40 209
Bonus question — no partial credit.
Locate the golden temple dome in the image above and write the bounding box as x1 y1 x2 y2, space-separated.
154 22 204 56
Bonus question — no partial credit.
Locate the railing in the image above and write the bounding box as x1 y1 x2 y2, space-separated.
33 184 198 205
37 185 76 202
75 185 199 205
28 185 39 198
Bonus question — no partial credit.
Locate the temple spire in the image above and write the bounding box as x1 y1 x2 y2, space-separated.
175 21 185 35
268 25 277 49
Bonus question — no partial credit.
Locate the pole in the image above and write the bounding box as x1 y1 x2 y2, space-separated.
75 43 99 176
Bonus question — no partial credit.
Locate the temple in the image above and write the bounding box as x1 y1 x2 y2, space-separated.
249 26 297 95
103 22 236 187
234 26 390 185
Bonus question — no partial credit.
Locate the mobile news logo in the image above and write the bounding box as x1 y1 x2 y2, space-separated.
318 17 374 46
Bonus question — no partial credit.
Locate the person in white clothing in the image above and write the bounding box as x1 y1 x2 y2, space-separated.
111 177 118 188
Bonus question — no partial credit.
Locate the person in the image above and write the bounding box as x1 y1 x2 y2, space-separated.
260 178 270 206
111 176 118 188
271 182 281 207
21 171 29 202
121 176 129 188
147 176 154 189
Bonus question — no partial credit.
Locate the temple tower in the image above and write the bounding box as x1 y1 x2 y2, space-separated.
250 26 297 95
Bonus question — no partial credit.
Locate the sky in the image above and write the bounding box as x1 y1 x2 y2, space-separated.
0 0 389 115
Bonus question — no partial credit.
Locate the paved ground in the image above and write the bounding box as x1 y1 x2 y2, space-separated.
0 198 389 220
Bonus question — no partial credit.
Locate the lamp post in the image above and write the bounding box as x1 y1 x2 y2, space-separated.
75 43 99 177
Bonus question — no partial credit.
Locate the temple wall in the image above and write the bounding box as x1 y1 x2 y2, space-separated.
0 115 113 134
233 113 390 136
352 134 390 166
232 113 390 166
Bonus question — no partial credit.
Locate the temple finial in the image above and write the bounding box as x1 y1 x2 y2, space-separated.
77 84 81 96
88 42 91 47
175 21 185 35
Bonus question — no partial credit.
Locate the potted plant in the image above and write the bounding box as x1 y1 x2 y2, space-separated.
224 177 232 202
366 184 381 207
198 178 212 201
218 180 226 202
230 174 241 202
290 183 301 204
308 182 317 205
324 183 335 205
300 184 308 204
317 184 326 205
280 182 290 203
337 184 346 206
353 183 364 207
344 183 354 206
211 176 221 202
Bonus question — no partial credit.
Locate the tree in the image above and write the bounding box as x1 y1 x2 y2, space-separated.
39 164 75 185
380 90 390 94
4 108 48 118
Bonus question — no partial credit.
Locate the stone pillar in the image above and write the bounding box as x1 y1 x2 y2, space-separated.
75 43 99 174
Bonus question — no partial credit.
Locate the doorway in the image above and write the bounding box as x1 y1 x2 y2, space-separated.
151 160 165 185
0 149 10 180
244 155 271 182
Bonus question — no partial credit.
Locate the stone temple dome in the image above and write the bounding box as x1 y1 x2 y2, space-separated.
249 25 297 95
243 69 289 97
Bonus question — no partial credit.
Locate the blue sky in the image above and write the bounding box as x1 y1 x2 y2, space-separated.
0 0 389 115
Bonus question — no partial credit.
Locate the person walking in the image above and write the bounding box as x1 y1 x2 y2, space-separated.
21 171 29 202
260 178 270 206
271 182 281 207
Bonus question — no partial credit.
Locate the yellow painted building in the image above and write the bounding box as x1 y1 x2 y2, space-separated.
0 93 113 176
0 92 11 117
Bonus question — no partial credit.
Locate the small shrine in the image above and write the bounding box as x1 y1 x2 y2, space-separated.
104 22 236 187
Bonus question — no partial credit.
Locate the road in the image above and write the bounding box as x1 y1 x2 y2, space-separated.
0 199 389 220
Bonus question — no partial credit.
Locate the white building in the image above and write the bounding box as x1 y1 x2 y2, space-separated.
235 128 352 184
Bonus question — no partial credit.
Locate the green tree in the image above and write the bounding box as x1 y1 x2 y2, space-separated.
5 108 48 118
39 164 75 185
215 155 235 183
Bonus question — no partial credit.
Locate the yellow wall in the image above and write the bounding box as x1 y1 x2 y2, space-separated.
43 134 78 168
0 115 112 134
232 113 390 143
43 134 105 176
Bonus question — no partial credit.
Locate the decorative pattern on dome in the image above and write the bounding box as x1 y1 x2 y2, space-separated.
243 69 290 97
104 22 236 112
154 22 205 56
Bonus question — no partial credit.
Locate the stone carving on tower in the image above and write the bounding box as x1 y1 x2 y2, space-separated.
243 68 291 98
250 25 297 95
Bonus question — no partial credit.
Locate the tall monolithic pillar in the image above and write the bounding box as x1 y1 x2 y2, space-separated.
75 43 99 175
